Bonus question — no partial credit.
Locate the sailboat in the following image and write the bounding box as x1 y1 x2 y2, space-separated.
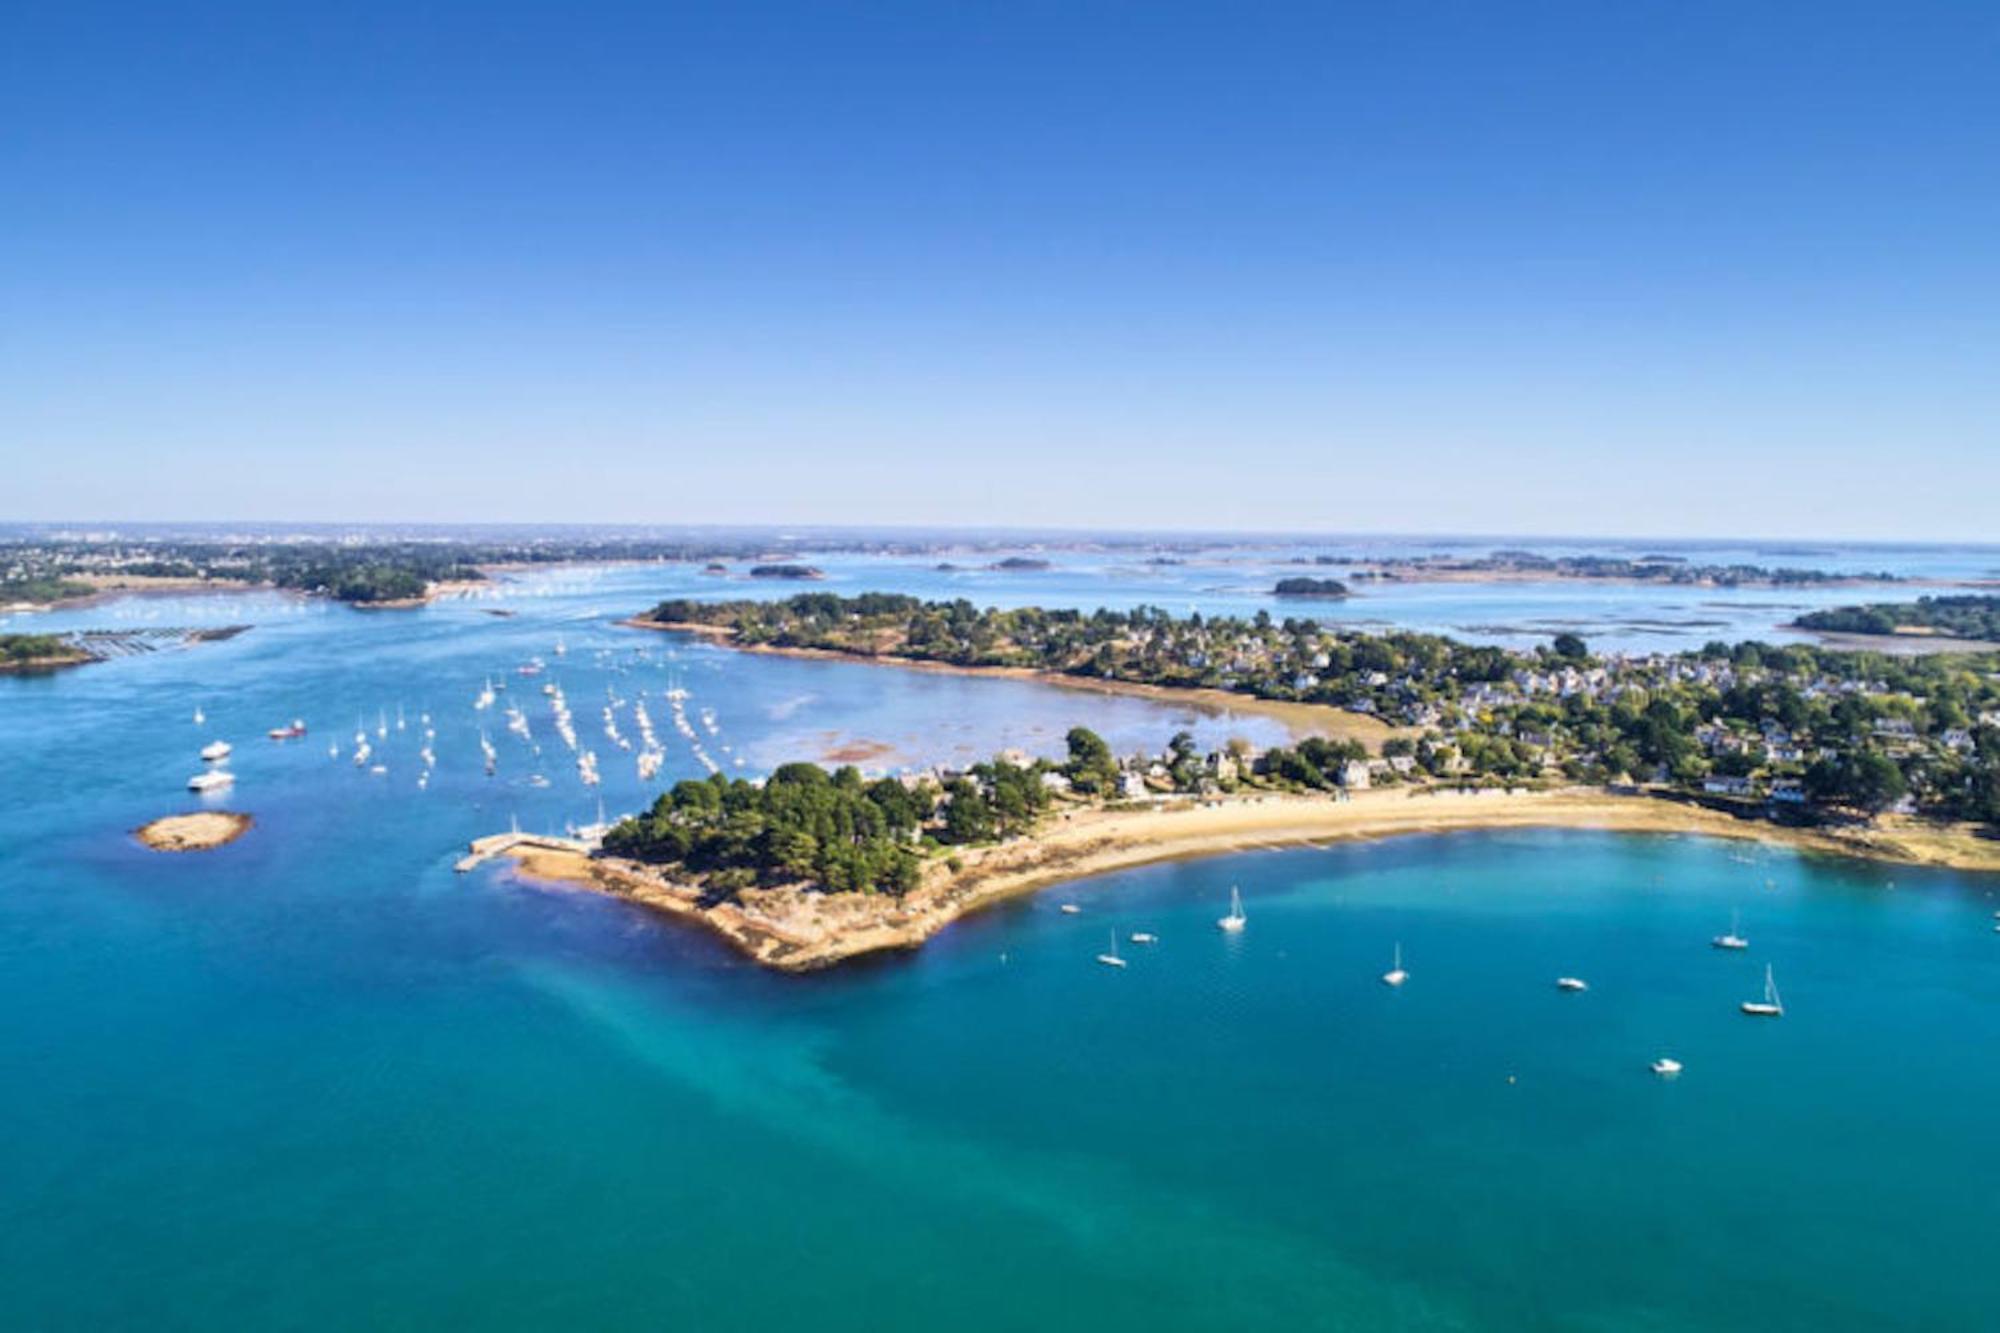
1651 1057 1684 1077
1096 930 1127 968
1556 976 1589 992
1712 907 1749 950
1217 886 1246 933
1740 964 1784 1017
192 706 205 726
1381 942 1408 987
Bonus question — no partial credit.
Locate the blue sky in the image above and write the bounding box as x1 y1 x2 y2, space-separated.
4 1 1996 537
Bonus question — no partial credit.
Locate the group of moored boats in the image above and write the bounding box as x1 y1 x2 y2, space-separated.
184 709 307 792
1073 886 1792 1077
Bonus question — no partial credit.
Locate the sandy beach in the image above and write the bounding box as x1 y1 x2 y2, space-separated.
497 786 2000 972
136 811 253 851
625 618 1401 748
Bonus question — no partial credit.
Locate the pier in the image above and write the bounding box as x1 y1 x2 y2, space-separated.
455 831 593 874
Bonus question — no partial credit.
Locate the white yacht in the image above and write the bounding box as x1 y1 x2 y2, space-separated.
1217 886 1246 933
1096 931 1127 968
1650 1057 1683 1077
1381 942 1408 987
199 740 232 762
1740 964 1784 1017
187 770 235 792
1556 976 1588 992
1129 932 1158 945
1712 908 1749 951
1059 903 1082 915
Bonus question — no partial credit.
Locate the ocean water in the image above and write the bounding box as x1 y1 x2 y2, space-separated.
4 554 1999 1329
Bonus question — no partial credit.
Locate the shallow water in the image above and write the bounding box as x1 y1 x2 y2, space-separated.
4 555 1998 1329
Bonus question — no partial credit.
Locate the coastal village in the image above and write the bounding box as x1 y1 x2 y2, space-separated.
646 594 2000 835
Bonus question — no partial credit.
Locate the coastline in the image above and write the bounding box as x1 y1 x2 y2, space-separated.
494 786 2000 973
624 618 1401 747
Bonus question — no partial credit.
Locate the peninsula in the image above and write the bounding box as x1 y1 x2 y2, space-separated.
492 737 2000 972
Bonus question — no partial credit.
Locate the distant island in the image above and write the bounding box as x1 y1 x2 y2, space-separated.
991 556 1052 571
1342 550 1903 588
1272 576 1349 598
748 563 824 580
1795 595 2000 646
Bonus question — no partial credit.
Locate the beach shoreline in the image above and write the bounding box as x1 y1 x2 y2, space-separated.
623 618 1401 747
493 786 2000 973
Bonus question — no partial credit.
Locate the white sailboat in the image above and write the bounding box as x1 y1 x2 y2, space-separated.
1381 942 1408 987
1096 931 1127 968
1712 907 1749 951
1217 886 1246 933
1740 964 1784 1017
1556 976 1588 992
192 706 205 726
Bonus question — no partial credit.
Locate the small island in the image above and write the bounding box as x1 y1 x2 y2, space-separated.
991 556 1052 571
1272 576 1350 598
137 811 253 851
0 633 91 673
748 563 825 580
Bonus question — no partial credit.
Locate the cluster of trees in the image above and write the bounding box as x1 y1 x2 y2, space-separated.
1272 577 1349 598
603 764 931 895
0 576 93 604
0 633 81 666
1795 596 2000 643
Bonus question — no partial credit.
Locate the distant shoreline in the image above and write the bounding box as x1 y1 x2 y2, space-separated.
624 617 1401 748
494 786 2000 973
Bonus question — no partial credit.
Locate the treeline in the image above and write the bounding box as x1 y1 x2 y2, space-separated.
0 633 83 666
0 576 94 604
1795 596 2000 643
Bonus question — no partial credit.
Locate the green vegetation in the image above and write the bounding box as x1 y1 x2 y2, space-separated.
1272 577 1349 597
1795 596 2000 643
602 746 1063 895
0 576 94 604
748 564 823 579
641 592 2000 831
0 633 85 668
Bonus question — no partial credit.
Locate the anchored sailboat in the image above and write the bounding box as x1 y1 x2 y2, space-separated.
1217 886 1246 933
1096 930 1127 969
1381 942 1408 987
1741 964 1784 1017
1712 907 1749 951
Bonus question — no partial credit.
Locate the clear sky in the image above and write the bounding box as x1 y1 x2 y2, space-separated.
4 1 1996 538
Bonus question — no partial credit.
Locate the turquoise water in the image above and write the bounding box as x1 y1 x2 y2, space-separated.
5 563 1999 1329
